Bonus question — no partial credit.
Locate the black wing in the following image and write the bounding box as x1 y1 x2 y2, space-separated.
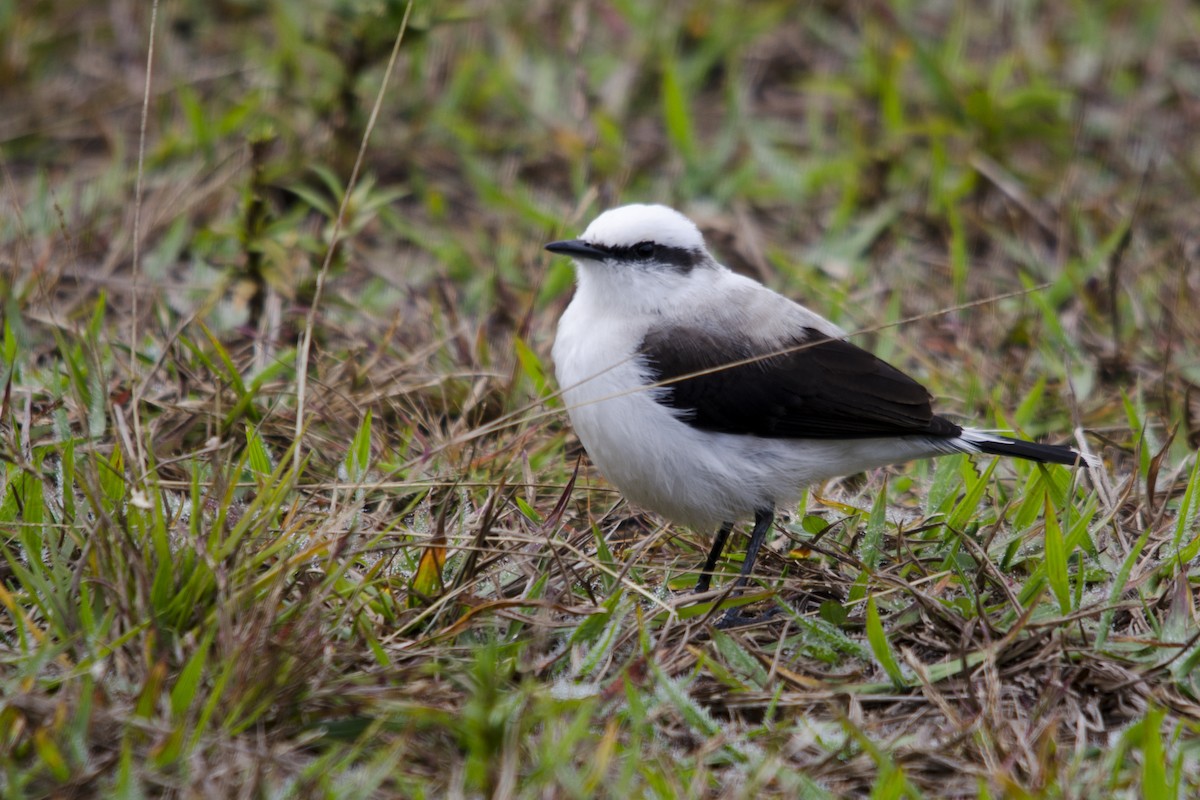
637 325 962 440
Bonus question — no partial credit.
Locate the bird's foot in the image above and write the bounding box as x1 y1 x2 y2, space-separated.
714 603 781 629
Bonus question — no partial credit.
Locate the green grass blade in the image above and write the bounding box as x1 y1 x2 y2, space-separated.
661 57 695 163
1043 495 1071 614
349 409 373 483
866 596 905 689
861 479 888 570
1171 456 1200 561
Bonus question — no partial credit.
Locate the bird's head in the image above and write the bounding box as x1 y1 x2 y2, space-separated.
545 204 717 314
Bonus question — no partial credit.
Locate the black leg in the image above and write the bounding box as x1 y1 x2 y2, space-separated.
715 507 776 628
733 508 774 588
695 522 734 593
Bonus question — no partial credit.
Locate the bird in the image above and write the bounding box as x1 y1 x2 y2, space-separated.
546 203 1096 620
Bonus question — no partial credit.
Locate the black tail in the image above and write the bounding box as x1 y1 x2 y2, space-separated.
961 430 1097 467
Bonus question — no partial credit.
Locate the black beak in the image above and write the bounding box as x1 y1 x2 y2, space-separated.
545 239 609 260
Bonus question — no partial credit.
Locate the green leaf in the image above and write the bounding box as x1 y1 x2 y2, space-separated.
652 664 718 739
1011 376 1048 429
170 629 215 718
802 514 829 535
661 57 695 162
711 629 769 688
244 426 273 482
346 409 373 483
2 313 17 367
1171 456 1200 562
866 596 905 688
848 569 869 604
197 322 247 397
513 337 548 398
573 601 623 680
97 448 126 511
868 761 913 800
861 479 888 570
33 729 71 782
1012 468 1048 531
946 457 997 534
135 660 168 719
1121 388 1153 480
409 541 446 604
924 454 960 517
1043 495 1071 614
1136 707 1171 800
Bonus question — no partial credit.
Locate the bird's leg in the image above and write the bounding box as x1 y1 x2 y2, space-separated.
715 507 777 628
695 522 733 593
732 508 774 590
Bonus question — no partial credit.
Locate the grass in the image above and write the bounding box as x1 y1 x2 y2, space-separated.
3 0 1200 796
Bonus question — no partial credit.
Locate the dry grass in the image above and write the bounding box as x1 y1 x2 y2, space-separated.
3 1 1200 797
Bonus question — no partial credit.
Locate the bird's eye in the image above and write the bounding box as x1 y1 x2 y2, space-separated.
635 242 656 258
